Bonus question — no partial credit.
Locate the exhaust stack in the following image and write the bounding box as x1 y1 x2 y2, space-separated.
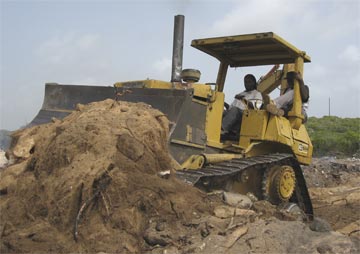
171 15 185 83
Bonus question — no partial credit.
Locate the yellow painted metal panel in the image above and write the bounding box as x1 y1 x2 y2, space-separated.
205 91 224 145
240 110 268 138
278 118 292 139
288 57 305 129
206 140 227 149
264 116 293 146
181 155 206 170
170 139 205 149
244 141 293 158
191 32 311 67
296 155 312 165
193 84 213 98
186 125 192 142
257 70 283 94
114 79 173 89
203 153 243 164
261 115 312 164
292 125 311 143
293 140 310 157
292 124 313 161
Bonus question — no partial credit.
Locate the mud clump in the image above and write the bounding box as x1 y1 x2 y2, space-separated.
0 99 215 253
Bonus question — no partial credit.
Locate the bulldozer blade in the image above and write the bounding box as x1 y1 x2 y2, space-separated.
29 83 189 127
29 84 115 126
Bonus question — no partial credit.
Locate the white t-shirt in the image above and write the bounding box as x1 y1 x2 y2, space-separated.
274 89 309 113
230 90 263 111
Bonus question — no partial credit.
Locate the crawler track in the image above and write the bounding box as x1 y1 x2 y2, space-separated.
176 153 313 217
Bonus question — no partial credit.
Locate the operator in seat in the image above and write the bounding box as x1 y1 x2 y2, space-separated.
222 74 262 135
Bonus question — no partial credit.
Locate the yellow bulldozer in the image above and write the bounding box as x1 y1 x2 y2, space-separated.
31 15 313 217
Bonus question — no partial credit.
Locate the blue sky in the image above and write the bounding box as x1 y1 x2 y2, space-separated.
1 0 359 130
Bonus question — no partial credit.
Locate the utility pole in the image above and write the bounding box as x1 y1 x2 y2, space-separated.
328 97 331 116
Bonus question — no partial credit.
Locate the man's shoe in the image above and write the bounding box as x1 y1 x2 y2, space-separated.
266 104 284 117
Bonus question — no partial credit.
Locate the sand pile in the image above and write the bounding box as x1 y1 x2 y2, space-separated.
0 99 215 253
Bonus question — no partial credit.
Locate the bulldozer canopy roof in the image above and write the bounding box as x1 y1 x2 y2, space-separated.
191 32 311 67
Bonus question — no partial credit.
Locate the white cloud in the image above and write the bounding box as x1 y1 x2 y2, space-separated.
70 77 99 85
311 2 359 40
307 64 327 78
76 34 99 50
36 32 100 64
338 45 360 62
211 0 308 36
210 0 359 42
153 57 172 72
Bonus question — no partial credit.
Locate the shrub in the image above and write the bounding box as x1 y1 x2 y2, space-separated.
306 116 360 157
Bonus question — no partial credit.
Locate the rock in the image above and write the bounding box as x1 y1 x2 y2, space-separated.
144 232 171 247
75 103 85 111
214 205 255 219
346 191 360 203
150 246 180 254
200 223 210 238
223 192 253 208
196 242 206 251
278 203 306 221
309 217 332 232
252 200 277 217
246 192 258 202
156 222 165 232
316 244 333 254
350 231 360 244
116 134 145 161
0 150 8 168
163 246 180 254
338 220 360 237
13 136 35 159
119 106 129 112
157 170 171 179
51 117 61 124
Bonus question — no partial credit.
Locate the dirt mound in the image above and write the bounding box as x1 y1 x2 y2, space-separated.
1 99 358 253
0 99 216 253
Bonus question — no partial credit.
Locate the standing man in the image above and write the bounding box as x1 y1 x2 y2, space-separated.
222 74 262 135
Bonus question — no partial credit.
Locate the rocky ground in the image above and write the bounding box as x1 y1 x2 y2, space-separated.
0 99 359 253
304 157 360 245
